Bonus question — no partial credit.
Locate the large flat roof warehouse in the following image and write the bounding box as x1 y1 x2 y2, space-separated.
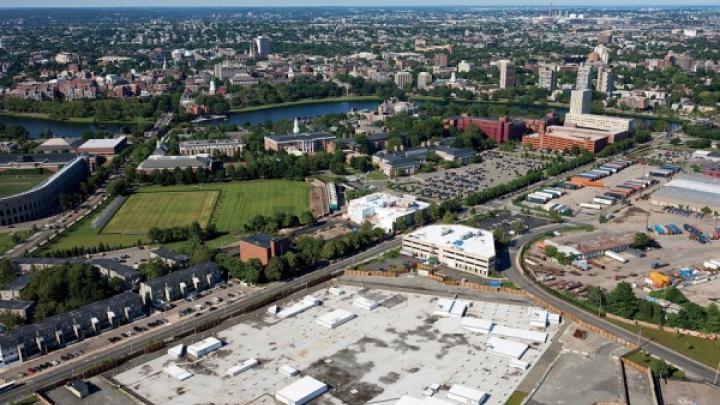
651 175 720 211
114 285 561 405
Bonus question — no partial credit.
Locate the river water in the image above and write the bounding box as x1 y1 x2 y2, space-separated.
0 100 381 138
0 100 677 138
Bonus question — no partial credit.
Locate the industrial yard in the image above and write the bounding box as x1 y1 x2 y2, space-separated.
520 159 666 218
526 194 720 306
113 285 561 405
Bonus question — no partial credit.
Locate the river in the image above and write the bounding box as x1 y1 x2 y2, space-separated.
0 99 678 138
0 100 381 138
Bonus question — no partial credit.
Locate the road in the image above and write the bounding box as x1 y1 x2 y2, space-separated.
505 224 719 383
0 237 401 404
2 189 108 260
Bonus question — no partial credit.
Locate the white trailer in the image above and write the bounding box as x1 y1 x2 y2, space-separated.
605 250 628 263
593 197 615 206
579 203 602 210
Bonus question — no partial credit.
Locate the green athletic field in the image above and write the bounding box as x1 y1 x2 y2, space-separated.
102 191 219 235
136 180 311 233
43 180 311 251
0 170 52 198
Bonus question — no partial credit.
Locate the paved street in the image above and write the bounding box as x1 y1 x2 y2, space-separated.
505 225 718 384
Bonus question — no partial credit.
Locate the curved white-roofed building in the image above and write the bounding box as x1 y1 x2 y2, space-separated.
401 224 495 277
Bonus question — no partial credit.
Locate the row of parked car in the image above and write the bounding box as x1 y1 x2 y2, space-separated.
19 350 85 379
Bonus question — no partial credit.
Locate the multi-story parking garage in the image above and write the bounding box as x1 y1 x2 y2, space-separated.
0 156 88 226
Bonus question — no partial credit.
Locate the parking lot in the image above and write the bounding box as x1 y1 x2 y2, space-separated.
114 284 561 405
395 151 546 200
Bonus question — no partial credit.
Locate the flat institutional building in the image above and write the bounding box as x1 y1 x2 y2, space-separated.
179 139 244 157
347 192 429 233
264 132 336 155
402 224 496 277
77 136 128 156
650 175 720 213
521 126 610 154
564 113 636 133
136 155 215 174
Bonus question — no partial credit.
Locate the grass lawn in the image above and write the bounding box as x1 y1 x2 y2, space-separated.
0 170 51 198
43 180 310 251
103 191 218 235
623 350 685 378
0 230 32 254
43 203 142 252
608 318 720 369
366 170 388 181
504 391 527 405
138 180 310 234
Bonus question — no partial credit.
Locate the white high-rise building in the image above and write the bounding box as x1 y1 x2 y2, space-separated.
594 45 610 65
251 36 271 59
208 80 216 95
417 72 433 89
596 67 615 95
394 71 413 88
538 66 556 91
498 60 516 89
575 65 593 91
569 89 592 115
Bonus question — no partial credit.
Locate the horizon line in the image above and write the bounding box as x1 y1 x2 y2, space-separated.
0 5 718 9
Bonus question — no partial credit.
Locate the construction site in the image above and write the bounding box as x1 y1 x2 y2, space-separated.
111 284 562 405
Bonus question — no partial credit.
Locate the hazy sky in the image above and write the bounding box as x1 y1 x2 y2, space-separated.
0 1 718 7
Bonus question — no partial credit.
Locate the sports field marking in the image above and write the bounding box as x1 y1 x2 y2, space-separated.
102 191 218 235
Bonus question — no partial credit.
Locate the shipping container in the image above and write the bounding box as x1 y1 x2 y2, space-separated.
593 197 615 205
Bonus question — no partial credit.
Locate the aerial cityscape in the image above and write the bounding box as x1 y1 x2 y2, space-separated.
0 3 720 405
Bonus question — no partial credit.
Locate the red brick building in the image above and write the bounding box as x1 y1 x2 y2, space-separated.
521 126 609 154
445 116 526 143
239 234 290 266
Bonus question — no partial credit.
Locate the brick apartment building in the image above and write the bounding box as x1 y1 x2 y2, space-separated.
239 234 291 265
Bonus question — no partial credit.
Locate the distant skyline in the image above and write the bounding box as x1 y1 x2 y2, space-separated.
1 1 720 8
